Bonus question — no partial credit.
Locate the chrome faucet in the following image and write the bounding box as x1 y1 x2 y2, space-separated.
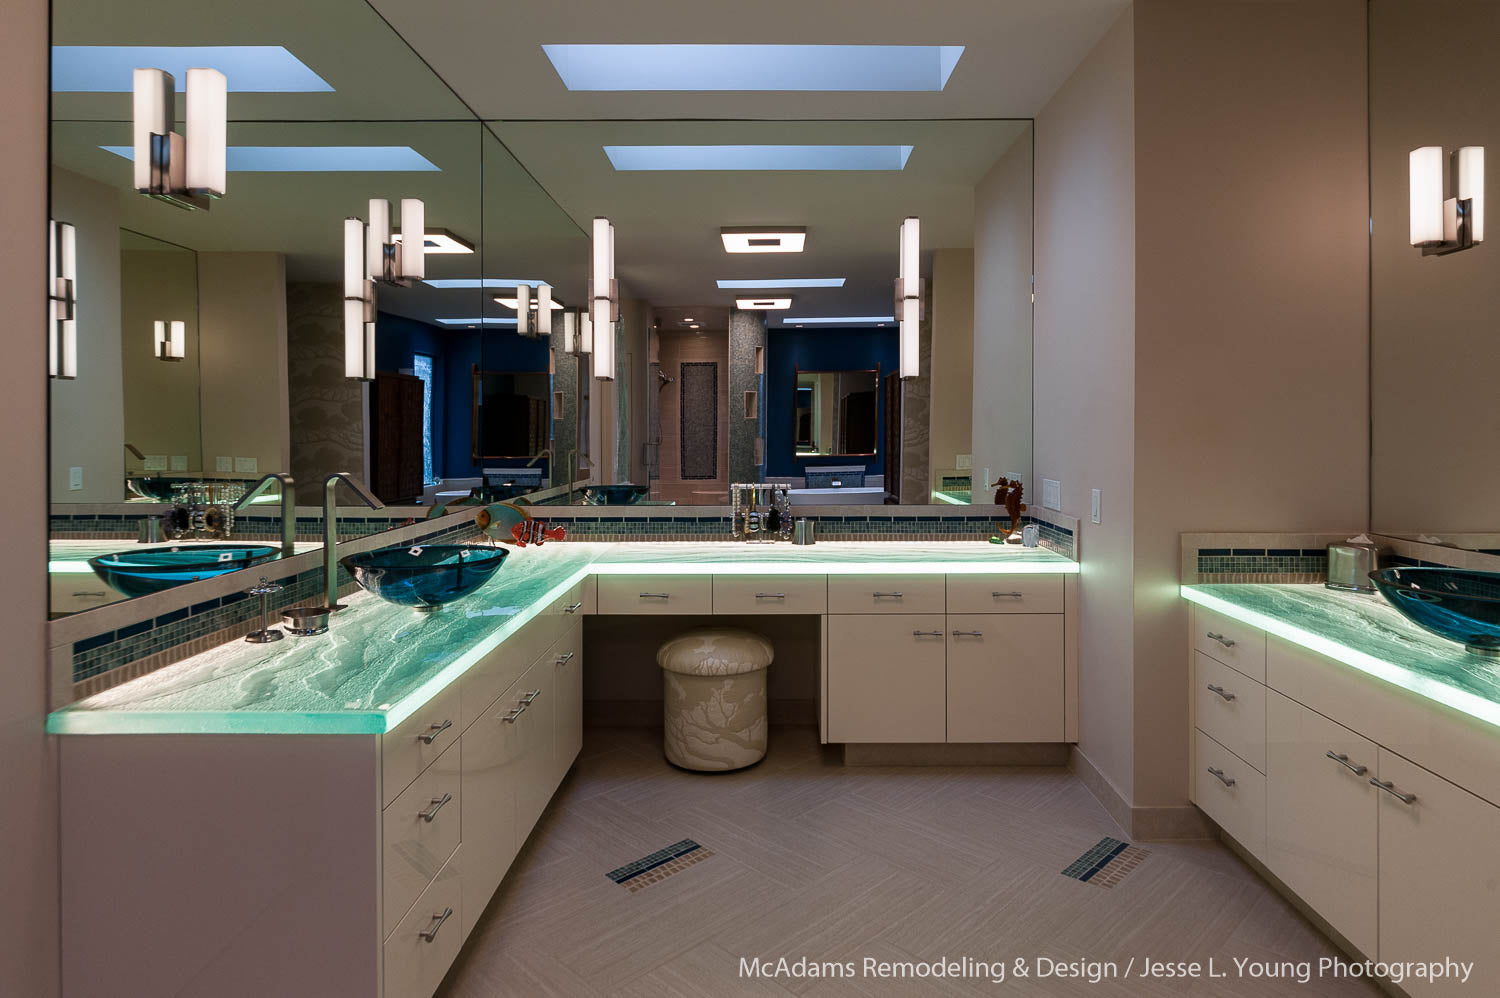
323 473 384 611
235 473 297 558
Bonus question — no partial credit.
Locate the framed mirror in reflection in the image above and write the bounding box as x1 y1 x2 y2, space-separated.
793 368 879 458
472 368 552 462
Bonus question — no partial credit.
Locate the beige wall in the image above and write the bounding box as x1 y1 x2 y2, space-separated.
1131 0 1369 806
5 0 58 992
49 168 124 502
1033 9 1138 801
198 253 291 477
972 127 1034 490
1369 0 1499 534
928 248 975 479
120 248 202 472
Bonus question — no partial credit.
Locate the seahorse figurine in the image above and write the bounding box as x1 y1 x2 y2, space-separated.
990 477 1028 542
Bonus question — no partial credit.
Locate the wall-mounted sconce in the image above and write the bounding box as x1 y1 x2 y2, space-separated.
343 198 426 380
48 219 78 380
132 67 226 211
495 284 563 338
896 216 922 378
1410 145 1484 255
153 320 185 361
591 217 617 381
562 309 577 354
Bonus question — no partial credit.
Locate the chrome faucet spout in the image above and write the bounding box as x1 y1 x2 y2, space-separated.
235 473 297 557
322 473 385 611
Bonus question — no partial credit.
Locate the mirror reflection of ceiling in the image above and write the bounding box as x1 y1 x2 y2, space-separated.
493 119 1029 321
365 0 1130 120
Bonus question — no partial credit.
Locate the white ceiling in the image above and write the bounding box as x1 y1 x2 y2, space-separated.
365 0 1129 120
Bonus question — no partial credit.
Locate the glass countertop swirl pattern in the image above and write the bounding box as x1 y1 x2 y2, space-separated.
1182 584 1500 731
48 542 1076 736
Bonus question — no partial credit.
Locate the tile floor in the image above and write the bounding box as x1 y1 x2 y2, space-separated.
438 727 1383 997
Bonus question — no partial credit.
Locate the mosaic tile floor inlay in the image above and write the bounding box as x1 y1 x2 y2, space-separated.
607 839 714 893
1062 837 1150 888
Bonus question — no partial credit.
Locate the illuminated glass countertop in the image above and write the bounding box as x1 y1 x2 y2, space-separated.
49 542 1075 736
1182 584 1500 731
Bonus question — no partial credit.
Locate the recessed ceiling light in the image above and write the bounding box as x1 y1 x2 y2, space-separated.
436 317 518 326
736 298 792 310
605 145 912 171
100 145 439 172
392 229 474 254
718 278 845 289
52 45 333 93
493 296 564 311
422 279 547 289
781 315 895 325
721 227 806 254
541 44 964 92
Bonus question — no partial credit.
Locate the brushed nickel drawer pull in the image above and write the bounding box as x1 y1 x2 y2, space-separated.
992 591 1024 599
1206 631 1236 648
500 704 526 723
1207 766 1236 788
417 792 452 823
1206 684 1237 702
913 630 944 637
555 651 575 665
417 719 452 744
873 591 904 598
521 689 542 704
754 593 786 599
73 590 108 597
1369 778 1417 805
639 592 670 599
419 907 453 942
951 630 984 637
564 602 583 613
1325 751 1368 776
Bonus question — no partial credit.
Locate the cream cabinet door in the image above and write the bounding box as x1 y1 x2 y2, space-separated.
514 657 557 844
1377 750 1500 998
1265 691 1378 957
458 682 527 935
551 621 584 790
826 614 946 743
946 614 1063 742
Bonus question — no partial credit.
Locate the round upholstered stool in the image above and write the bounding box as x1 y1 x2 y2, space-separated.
656 628 774 771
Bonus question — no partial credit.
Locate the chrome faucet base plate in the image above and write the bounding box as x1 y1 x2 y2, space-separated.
244 628 284 644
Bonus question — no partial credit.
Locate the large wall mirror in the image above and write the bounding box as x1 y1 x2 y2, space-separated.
1369 0 1499 550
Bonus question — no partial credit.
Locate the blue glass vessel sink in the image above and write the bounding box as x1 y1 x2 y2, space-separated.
1370 567 1500 656
341 544 509 611
90 544 279 598
580 484 650 505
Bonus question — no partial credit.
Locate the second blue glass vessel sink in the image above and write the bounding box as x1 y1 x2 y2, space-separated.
341 544 509 611
90 544 280 598
1370 567 1500 656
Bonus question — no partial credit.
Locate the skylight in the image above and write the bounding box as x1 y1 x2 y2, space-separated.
435 318 518 327
781 316 894 325
542 44 964 92
717 278 845 289
53 46 332 92
423 279 549 290
605 145 912 171
100 146 438 172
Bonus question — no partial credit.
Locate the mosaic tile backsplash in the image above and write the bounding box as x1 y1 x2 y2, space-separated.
51 510 415 542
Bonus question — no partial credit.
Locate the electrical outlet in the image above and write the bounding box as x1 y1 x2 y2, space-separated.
170 455 188 471
956 454 972 470
143 454 168 471
234 457 258 474
1042 478 1061 511
215 456 233 473
1091 488 1102 524
68 466 83 491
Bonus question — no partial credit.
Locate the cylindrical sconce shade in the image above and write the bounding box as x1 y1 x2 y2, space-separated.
132 68 172 192
399 198 425 280
899 297 920 379
900 216 919 285
562 310 577 353
515 282 531 335
153 320 166 358
580 310 593 354
592 217 611 293
184 68 226 196
537 284 553 335
591 299 614 380
154 320 186 360
344 299 371 380
1410 146 1444 246
343 218 365 298
1458 146 1485 244
59 320 78 381
367 199 390 281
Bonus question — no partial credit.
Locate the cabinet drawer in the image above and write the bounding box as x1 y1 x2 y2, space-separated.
551 577 594 618
1193 606 1265 682
827 575 945 614
597 575 713 614
827 614 946 742
1194 652 1266 772
383 681 461 808
945 575 1063 614
713 576 827 614
461 611 558 731
384 850 463 998
1195 729 1266 855
383 740 461 940
947 614 1064 742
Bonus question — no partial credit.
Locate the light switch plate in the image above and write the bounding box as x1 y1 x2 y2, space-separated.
170 455 188 471
68 466 83 491
143 454 168 471
234 457 259 474
215 456 233 473
1091 489 1102 524
1042 479 1061 511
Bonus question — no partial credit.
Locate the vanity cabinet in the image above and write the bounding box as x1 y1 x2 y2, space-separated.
827 614 947 742
946 613 1064 742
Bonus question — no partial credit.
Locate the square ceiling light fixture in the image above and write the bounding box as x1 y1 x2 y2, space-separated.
393 229 474 254
604 145 912 171
541 44 964 92
721 226 806 254
422 278 546 289
52 45 333 92
435 317 518 327
735 297 792 310
493 295 564 311
717 278 844 289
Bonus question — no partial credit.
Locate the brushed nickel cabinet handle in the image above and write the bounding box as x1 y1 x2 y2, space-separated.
992 591 1024 599
521 689 542 704
555 651 575 665
912 630 944 637
1206 684 1237 702
951 630 984 637
1207 766 1236 788
1326 751 1368 776
417 719 452 744
754 593 786 599
419 907 453 942
873 591 904 598
1206 631 1236 648
564 602 583 613
639 592 670 599
500 704 527 723
417 792 452 823
1369 778 1417 805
